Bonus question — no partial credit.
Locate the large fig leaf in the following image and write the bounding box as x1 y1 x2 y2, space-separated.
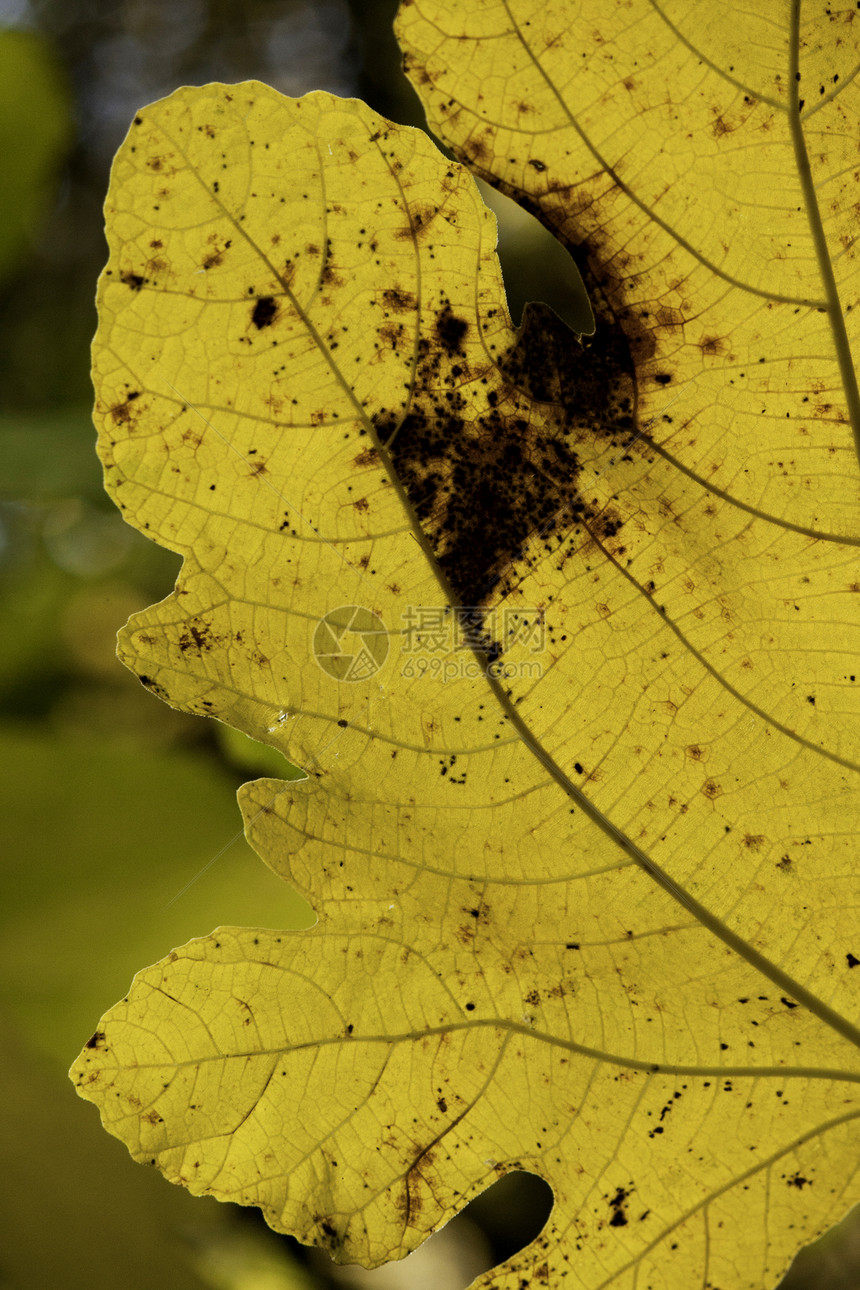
71 19 860 1287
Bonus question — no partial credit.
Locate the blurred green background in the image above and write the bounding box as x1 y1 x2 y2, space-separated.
0 2 856 1287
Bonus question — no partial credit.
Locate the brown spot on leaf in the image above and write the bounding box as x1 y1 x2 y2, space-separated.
400 1143 439 1227
316 1217 339 1247
393 202 441 241
364 220 669 652
137 674 167 698
202 238 231 270
464 135 489 163
178 619 219 654
321 262 345 287
608 1185 632 1227
434 302 469 356
379 322 405 350
108 390 141 426
251 296 277 328
382 287 417 313
380 299 639 626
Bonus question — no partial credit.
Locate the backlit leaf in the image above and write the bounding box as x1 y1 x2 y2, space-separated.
71 9 860 1284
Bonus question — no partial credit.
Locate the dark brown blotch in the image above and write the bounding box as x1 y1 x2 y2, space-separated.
382 287 417 313
137 674 167 698
202 238 231 270
394 202 441 241
373 232 662 644
353 447 379 468
107 390 140 426
608 1185 632 1227
321 263 345 287
434 303 469 356
251 296 277 329
178 619 219 654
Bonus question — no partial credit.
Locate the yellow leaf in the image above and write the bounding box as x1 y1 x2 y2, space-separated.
71 41 860 1290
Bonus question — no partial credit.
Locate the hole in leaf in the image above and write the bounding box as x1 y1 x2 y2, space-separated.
776 1202 860 1289
477 179 595 336
463 1169 555 1268
310 1169 554 1287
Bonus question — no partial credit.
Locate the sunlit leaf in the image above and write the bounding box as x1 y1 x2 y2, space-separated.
71 13 860 1284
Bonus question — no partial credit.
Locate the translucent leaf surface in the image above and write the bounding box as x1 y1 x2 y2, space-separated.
71 33 860 1290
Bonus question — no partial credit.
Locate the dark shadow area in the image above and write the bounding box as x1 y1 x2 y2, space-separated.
777 1203 860 1290
345 0 595 336
460 1170 555 1269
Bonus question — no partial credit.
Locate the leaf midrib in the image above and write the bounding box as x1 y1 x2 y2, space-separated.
123 989 860 1083
787 0 860 466
484 670 860 1052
